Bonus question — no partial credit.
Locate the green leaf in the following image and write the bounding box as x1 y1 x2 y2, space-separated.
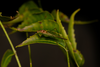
68 8 85 67
1 1 42 26
19 1 39 14
2 15 23 25
27 8 43 14
74 50 85 66
51 9 69 23
1 49 14 67
56 9 71 67
16 33 68 64
68 8 79 49
1 9 42 25
12 20 60 33
16 33 67 52
0 12 11 22
0 16 11 22
17 11 54 29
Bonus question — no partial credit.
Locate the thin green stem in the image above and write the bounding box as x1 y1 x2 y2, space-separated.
26 32 32 67
66 48 70 67
0 21 21 67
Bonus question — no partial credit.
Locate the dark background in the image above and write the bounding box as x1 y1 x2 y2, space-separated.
0 0 99 67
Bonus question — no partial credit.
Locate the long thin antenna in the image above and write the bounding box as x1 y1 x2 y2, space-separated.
38 0 42 8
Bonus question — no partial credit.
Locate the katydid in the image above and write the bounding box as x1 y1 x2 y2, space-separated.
37 30 67 40
0 1 97 67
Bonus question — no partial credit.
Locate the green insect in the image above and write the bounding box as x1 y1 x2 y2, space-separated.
0 1 97 67
37 30 67 40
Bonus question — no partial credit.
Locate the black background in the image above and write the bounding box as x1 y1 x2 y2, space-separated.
0 0 99 67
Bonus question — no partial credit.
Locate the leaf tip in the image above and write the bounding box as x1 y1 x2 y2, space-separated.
16 43 22 48
10 27 17 31
10 27 24 32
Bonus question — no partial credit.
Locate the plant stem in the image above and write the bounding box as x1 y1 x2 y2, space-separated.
26 32 32 67
0 21 21 67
